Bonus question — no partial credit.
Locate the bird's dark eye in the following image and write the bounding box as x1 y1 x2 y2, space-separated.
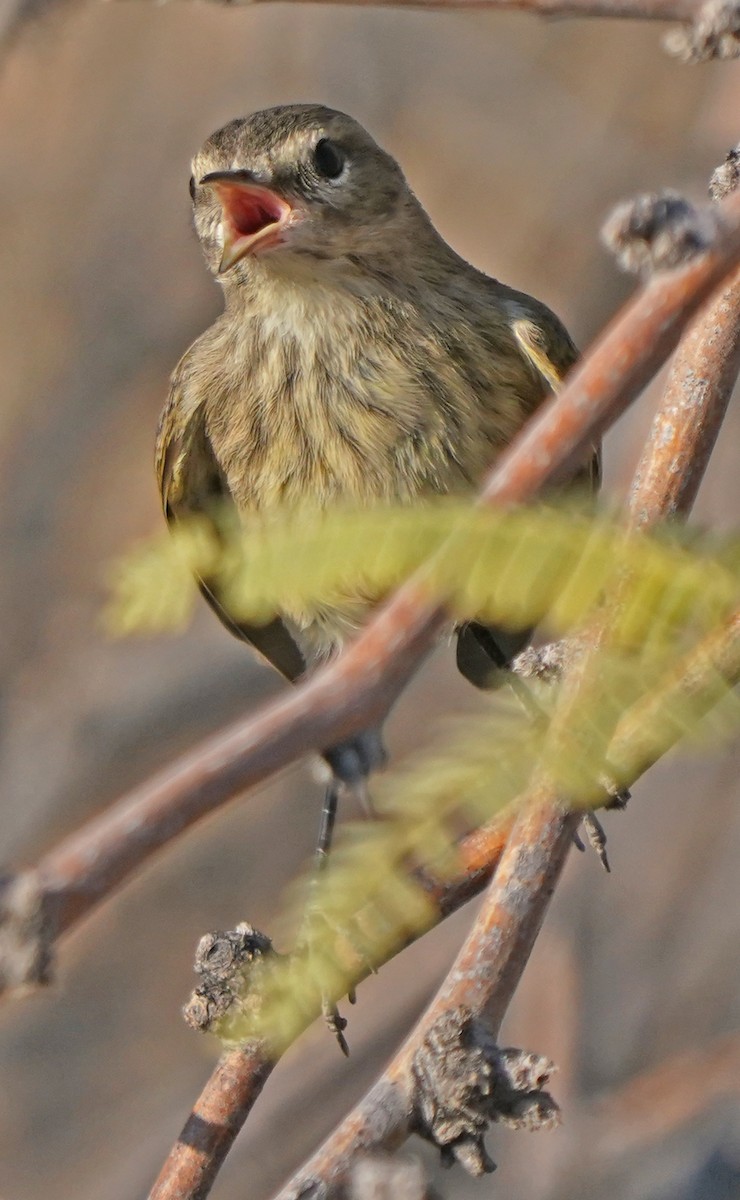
189 175 196 201
313 139 346 180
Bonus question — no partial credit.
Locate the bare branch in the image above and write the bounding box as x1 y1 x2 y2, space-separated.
116 0 703 20
580 1030 740 1161
148 1043 275 1200
271 802 576 1200
255 181 740 1200
630 147 740 524
147 814 515 1200
1 0 719 87
3 183 733 990
146 587 740 1200
263 605 740 1199
0 181 735 1197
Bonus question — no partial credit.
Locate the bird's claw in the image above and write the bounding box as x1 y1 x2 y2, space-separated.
582 811 610 872
323 997 350 1056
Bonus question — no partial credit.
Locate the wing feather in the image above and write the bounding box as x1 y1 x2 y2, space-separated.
156 390 307 683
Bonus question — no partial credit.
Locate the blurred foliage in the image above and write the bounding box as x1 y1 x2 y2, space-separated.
105 502 740 1051
215 622 740 1052
107 501 740 653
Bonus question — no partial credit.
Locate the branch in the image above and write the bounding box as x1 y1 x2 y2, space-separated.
273 799 575 1200
6 0 733 76
148 572 740 1198
579 1030 740 1161
256 187 740 1200
1 183 733 1001
148 1043 275 1200
630 148 740 525
0 183 733 1194
117 0 700 14
114 0 739 67
148 815 515 1200
535 180 740 801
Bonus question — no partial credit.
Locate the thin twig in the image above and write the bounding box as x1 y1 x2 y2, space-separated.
120 0 700 18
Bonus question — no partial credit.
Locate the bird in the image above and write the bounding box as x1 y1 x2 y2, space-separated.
156 100 597 892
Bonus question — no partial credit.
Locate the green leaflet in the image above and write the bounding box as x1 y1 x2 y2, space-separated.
107 502 740 651
104 503 740 1051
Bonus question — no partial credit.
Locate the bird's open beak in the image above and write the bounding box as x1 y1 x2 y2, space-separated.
200 171 293 273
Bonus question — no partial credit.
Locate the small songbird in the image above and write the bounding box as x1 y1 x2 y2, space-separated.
156 104 597 790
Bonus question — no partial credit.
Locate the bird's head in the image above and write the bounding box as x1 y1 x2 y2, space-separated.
189 104 423 283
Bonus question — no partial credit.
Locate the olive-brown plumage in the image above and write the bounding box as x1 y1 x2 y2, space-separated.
156 103 595 766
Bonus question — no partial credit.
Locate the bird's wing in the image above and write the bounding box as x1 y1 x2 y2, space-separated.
155 393 307 684
456 300 599 690
509 306 601 489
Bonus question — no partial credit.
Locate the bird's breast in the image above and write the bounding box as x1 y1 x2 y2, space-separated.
204 285 489 512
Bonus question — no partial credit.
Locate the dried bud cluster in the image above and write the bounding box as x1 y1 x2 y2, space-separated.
0 870 54 993
411 1008 560 1176
182 921 274 1039
512 639 571 683
710 145 740 203
602 191 723 276
664 0 740 62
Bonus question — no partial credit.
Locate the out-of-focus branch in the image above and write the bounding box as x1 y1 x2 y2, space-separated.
2 1 727 80
117 0 739 67
117 0 700 15
119 0 700 11
2 183 735 999
579 1030 740 1161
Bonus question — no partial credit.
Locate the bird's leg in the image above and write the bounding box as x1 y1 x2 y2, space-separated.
315 777 341 871
311 777 350 1055
299 728 388 1055
493 634 631 867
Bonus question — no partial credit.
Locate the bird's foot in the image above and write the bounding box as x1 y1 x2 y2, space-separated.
322 727 388 786
301 727 387 1053
572 777 630 871
324 997 350 1057
296 891 372 1057
573 812 610 872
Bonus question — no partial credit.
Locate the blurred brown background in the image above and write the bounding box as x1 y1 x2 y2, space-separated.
1 7 739 1199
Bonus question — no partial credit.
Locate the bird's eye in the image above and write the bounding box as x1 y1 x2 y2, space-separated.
313 139 346 180
189 175 196 201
